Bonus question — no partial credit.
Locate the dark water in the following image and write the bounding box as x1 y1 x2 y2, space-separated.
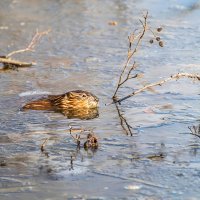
0 0 200 199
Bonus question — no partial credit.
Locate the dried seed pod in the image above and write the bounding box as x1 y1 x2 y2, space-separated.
156 37 161 41
149 39 154 44
84 133 98 150
108 21 118 26
157 27 162 32
159 41 164 47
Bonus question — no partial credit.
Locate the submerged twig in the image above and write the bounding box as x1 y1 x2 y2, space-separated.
69 155 74 170
40 138 49 152
114 102 134 136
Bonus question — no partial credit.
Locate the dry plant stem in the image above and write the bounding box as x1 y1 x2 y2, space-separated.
0 57 33 67
69 127 81 148
70 155 74 170
7 29 51 58
40 138 49 152
188 125 200 138
0 29 50 69
189 132 200 138
148 27 157 37
112 11 148 99
114 102 133 136
116 73 200 104
118 62 138 87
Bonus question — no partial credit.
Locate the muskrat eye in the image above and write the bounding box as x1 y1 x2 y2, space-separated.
82 94 87 98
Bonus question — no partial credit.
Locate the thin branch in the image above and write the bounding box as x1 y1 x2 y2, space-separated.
189 132 200 138
188 125 200 138
69 126 81 148
40 138 49 152
0 57 33 67
118 62 137 87
130 12 148 58
148 27 157 37
0 29 50 70
115 73 200 104
7 29 51 58
69 126 99 150
112 11 148 98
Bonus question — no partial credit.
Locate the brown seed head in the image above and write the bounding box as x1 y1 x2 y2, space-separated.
159 41 164 47
149 39 154 44
157 27 162 32
156 37 161 41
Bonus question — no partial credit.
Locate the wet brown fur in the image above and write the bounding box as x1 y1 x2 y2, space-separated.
22 90 99 111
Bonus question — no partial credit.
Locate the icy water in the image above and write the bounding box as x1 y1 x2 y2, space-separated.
0 0 200 199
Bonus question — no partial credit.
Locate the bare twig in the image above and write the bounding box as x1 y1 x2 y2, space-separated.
0 29 50 70
7 29 50 58
0 57 33 67
40 138 49 152
112 12 199 138
117 62 138 87
112 11 148 99
188 124 200 138
112 12 150 135
69 126 99 149
148 27 157 37
69 126 81 148
115 73 200 104
69 155 74 170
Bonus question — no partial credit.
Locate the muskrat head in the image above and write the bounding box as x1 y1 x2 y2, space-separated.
62 90 99 109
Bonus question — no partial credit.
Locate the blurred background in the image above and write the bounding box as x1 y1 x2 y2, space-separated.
0 0 200 199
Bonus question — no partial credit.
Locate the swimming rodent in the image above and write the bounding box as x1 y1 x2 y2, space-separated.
22 90 99 111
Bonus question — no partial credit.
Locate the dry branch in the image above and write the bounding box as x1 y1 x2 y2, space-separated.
0 57 33 67
69 126 98 150
112 11 149 99
112 11 157 135
6 29 50 58
0 29 50 70
69 126 81 148
40 138 49 152
112 12 199 136
188 124 200 138
114 73 200 104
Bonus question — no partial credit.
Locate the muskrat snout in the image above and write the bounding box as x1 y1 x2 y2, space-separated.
88 94 99 108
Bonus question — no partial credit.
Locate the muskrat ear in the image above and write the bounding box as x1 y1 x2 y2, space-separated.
66 91 79 98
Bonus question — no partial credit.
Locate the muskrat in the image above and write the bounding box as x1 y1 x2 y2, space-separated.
22 90 99 111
